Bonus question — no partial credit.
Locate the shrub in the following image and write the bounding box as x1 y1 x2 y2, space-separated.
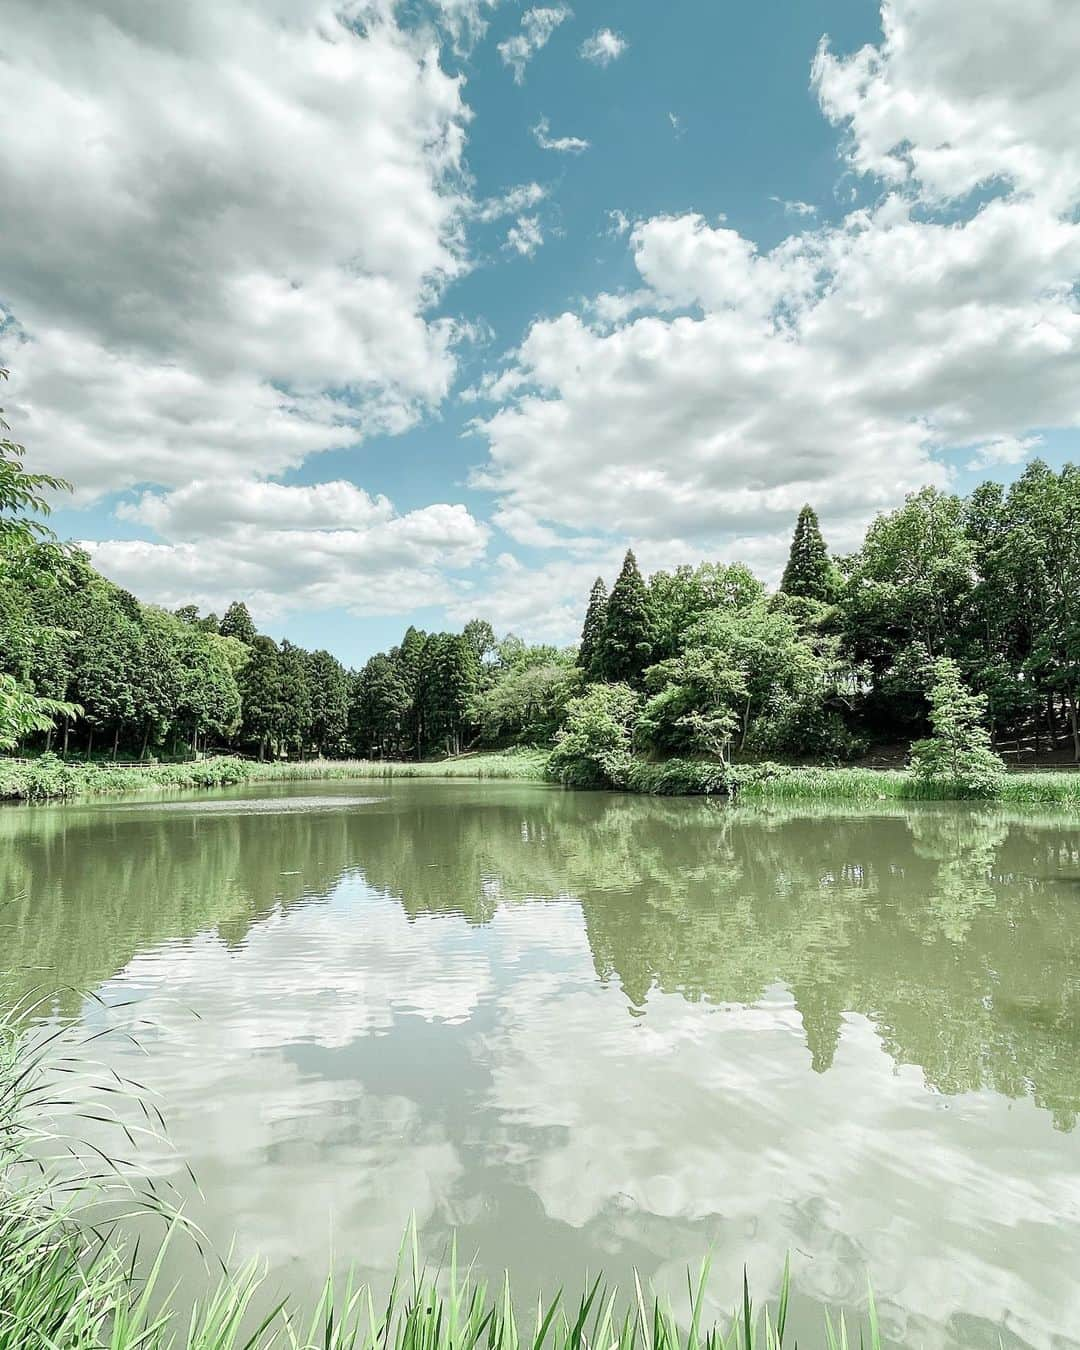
908 658 1006 797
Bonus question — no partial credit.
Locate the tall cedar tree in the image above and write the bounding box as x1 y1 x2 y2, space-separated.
595 551 655 685
577 577 608 676
780 505 834 602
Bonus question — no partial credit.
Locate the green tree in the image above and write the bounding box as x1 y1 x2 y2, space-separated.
350 654 411 758
909 658 1006 794
548 682 641 787
594 550 655 685
0 369 79 748
305 648 350 757
577 577 608 676
780 505 836 602
648 562 764 661
219 600 257 646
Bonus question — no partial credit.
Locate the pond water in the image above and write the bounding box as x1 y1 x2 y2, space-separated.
2 780 1079 1347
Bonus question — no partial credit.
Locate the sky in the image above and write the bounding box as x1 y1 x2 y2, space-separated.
1 0 1079 667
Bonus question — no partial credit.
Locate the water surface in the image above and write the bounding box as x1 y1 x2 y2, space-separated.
2 781 1079 1347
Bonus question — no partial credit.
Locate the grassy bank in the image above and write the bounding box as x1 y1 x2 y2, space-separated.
3 748 1078 805
731 763 1080 805
0 749 550 802
1 1010 877 1350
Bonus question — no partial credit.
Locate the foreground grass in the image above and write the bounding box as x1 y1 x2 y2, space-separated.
0 749 550 802
0 1008 879 1350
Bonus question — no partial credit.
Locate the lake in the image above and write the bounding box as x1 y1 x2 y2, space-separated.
2 780 1079 1347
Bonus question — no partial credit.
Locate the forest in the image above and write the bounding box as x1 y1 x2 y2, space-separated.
3 373 1080 773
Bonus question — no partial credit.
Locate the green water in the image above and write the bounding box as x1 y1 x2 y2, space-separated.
2 781 1079 1347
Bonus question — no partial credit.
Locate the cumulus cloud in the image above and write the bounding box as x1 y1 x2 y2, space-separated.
579 29 627 67
0 0 471 497
812 0 1080 209
532 117 590 154
90 480 489 620
469 0 1080 635
497 5 571 82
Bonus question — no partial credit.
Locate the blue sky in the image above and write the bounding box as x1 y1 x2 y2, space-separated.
3 0 1079 666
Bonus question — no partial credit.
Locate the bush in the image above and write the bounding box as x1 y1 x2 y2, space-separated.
547 684 640 788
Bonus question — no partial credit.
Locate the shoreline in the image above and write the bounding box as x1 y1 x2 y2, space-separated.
2 750 1079 805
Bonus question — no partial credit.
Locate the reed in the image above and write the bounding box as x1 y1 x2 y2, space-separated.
0 749 551 802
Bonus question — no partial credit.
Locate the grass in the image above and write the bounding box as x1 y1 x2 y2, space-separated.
4 746 1076 806
0 1003 882 1350
0 749 551 802
731 763 1080 805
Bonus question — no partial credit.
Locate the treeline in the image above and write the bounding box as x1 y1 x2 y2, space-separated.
550 460 1080 786
2 360 1079 768
0 537 579 761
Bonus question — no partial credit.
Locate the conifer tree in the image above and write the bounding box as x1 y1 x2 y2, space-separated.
577 577 608 677
219 600 257 645
595 550 655 685
780 505 835 602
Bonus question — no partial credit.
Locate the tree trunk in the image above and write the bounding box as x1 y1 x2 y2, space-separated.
1069 693 1080 764
63 720 70 756
87 727 94 758
140 721 151 759
45 727 53 752
112 726 120 759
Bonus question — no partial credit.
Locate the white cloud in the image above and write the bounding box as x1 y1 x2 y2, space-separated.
579 29 627 67
497 5 571 82
504 216 545 258
474 182 547 222
771 196 818 217
429 0 502 53
667 112 684 137
606 210 632 237
90 481 489 620
812 0 1080 209
964 435 1043 471
470 0 1080 637
532 117 590 154
0 0 471 498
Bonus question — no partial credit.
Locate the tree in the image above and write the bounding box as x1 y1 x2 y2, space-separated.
239 636 288 759
594 550 655 685
577 578 608 676
305 649 349 757
351 654 411 758
463 618 497 665
781 505 836 602
548 683 641 788
909 658 1005 795
219 601 257 646
648 562 764 661
278 641 313 755
0 372 79 747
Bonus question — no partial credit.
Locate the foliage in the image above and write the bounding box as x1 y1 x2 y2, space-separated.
909 658 1006 796
5 370 1080 775
593 550 656 685
218 600 257 645
780 505 836 602
548 683 641 787
577 576 608 676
